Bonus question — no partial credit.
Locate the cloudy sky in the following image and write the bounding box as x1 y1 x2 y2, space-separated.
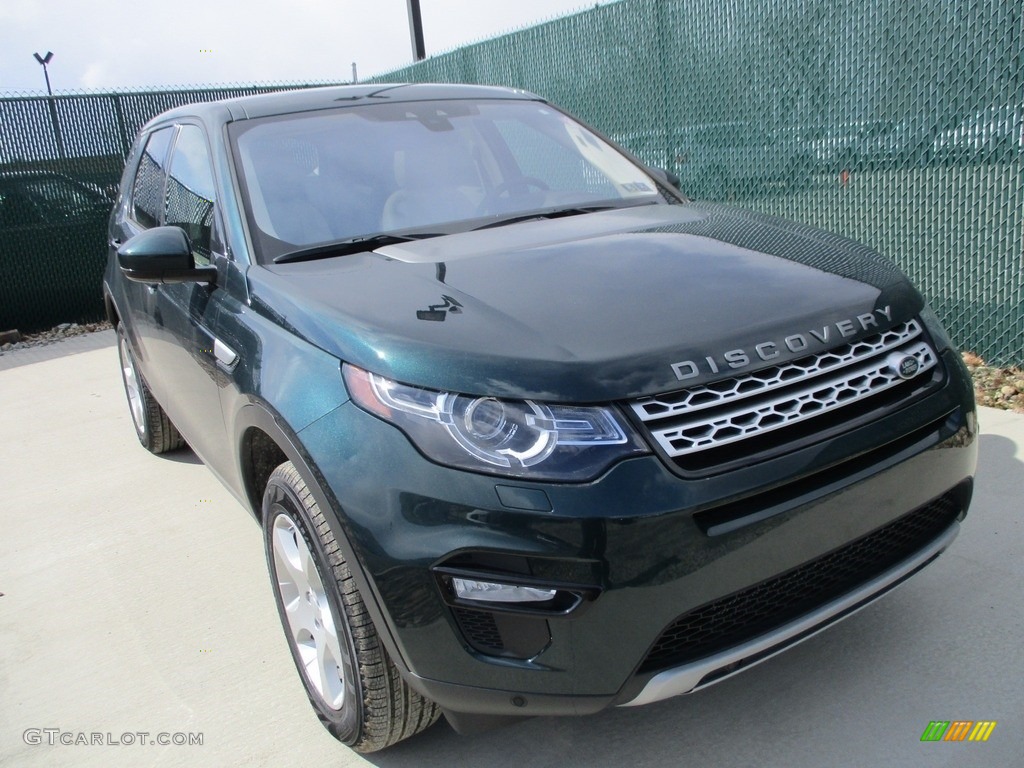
1 0 609 94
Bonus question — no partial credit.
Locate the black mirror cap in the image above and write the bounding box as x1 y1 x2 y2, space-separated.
117 226 217 285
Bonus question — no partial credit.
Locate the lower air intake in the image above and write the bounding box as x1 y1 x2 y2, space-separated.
638 487 963 674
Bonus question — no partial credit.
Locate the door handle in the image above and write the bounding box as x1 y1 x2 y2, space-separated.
214 338 239 370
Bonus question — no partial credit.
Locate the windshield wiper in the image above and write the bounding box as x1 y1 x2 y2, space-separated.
273 232 441 264
471 206 616 232
471 202 657 232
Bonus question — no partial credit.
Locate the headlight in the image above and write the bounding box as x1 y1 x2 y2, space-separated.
343 364 648 480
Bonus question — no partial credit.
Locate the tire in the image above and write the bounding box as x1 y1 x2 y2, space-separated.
116 323 185 454
262 461 441 752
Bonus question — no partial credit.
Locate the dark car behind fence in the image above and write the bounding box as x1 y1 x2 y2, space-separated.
2 0 1022 364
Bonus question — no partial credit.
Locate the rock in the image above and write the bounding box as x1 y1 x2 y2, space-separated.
56 323 72 331
0 329 20 345
1 343 12 352
1000 385 1017 398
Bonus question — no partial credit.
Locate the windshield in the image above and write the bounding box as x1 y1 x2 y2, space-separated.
230 99 671 263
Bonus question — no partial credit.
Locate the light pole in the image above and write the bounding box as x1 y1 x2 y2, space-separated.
406 0 426 61
32 51 65 158
33 51 54 96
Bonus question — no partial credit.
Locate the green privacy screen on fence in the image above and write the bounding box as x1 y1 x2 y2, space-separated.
374 0 1023 364
2 0 1022 363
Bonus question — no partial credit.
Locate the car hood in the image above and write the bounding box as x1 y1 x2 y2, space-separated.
250 203 923 402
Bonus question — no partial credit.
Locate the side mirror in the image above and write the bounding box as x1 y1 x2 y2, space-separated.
117 226 217 285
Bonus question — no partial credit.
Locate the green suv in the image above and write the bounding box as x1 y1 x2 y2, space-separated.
103 84 977 752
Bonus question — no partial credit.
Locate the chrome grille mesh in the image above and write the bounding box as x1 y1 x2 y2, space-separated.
632 320 938 460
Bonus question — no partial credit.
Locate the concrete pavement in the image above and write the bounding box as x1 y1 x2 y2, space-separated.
1 336 1021 767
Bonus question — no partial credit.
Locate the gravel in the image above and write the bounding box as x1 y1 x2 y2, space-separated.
0 321 113 355
962 351 1024 414
1 321 1021 414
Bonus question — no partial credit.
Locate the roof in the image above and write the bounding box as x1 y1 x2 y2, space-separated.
144 83 542 128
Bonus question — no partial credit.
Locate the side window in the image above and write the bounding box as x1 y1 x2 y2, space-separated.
131 127 174 228
165 125 218 264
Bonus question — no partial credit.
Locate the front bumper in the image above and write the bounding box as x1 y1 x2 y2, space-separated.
298 349 977 719
622 515 959 706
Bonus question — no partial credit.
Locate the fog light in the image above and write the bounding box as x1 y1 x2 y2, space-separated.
452 578 557 603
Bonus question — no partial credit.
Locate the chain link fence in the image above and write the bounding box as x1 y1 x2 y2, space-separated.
376 0 1023 364
0 83 337 333
2 0 1022 363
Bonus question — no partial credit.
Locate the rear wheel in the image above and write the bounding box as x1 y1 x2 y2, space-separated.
262 461 441 752
116 323 185 454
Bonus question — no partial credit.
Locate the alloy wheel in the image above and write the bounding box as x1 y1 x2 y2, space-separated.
271 512 346 710
119 335 146 436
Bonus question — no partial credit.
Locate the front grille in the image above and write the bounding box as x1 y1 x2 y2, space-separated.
631 320 939 473
637 489 962 674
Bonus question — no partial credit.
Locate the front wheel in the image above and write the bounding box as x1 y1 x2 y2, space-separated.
262 461 441 752
116 323 185 454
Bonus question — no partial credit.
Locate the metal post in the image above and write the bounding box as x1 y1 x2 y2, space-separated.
406 0 426 61
33 51 66 159
112 92 131 158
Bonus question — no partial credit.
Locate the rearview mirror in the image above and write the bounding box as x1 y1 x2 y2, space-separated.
649 166 681 190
